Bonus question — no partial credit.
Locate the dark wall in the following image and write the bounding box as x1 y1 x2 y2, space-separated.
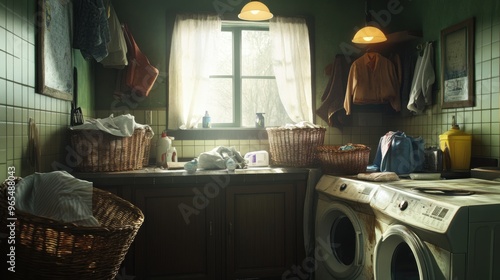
94 0 499 111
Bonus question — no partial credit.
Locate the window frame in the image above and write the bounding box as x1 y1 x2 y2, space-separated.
168 17 316 140
208 21 276 128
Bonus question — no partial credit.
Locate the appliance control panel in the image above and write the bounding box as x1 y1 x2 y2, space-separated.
316 176 378 203
371 186 460 233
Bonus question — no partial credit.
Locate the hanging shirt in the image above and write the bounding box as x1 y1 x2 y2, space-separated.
407 42 435 114
344 52 401 115
73 0 111 62
100 4 128 68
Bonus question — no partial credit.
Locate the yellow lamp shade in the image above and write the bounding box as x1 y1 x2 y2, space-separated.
238 1 273 21
352 26 387 44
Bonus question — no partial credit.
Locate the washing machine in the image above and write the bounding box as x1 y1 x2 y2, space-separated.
315 175 382 280
371 178 500 280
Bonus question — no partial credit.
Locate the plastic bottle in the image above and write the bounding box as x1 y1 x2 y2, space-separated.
255 113 265 128
225 157 237 171
169 147 178 162
156 131 172 168
202 111 211 128
184 158 198 174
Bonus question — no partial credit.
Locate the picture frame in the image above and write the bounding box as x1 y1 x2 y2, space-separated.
36 0 74 101
440 17 474 109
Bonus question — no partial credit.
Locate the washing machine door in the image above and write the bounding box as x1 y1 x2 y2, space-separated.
316 202 366 279
374 224 434 280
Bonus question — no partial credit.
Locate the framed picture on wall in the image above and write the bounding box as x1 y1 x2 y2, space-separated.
440 17 474 109
36 0 74 101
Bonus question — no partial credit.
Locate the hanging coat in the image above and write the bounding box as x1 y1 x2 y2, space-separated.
344 52 401 115
316 54 352 127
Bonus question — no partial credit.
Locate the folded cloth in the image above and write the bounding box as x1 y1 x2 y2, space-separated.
70 114 153 137
14 171 100 226
357 172 400 182
198 146 247 170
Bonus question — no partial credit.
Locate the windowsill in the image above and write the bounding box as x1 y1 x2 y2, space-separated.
168 128 269 140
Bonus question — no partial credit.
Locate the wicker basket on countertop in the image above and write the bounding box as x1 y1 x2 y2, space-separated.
0 178 144 280
69 128 151 172
316 144 371 175
142 128 154 166
266 126 326 167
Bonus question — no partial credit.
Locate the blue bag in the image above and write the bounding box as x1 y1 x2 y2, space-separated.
372 131 425 174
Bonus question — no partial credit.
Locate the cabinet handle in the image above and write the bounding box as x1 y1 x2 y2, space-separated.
229 222 233 235
209 221 213 236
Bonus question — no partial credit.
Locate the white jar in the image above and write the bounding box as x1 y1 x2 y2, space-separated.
156 131 172 167
167 147 178 162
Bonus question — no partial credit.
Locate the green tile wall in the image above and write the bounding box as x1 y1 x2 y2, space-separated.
0 0 94 182
1 0 498 177
96 1 499 166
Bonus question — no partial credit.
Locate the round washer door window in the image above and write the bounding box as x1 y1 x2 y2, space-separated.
331 215 356 266
316 202 365 279
374 224 434 280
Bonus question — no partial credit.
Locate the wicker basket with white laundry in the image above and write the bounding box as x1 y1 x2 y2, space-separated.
0 171 144 279
69 114 154 172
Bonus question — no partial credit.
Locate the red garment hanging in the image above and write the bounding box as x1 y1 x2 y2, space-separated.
122 24 159 97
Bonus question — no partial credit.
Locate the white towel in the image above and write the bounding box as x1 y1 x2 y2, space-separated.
71 114 153 137
407 42 435 114
14 171 100 226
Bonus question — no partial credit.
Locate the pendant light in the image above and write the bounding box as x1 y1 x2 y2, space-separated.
238 0 273 21
352 0 387 44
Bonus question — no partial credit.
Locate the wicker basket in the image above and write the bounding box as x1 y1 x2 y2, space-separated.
142 128 154 166
0 178 144 280
69 128 148 172
316 144 371 175
266 127 326 167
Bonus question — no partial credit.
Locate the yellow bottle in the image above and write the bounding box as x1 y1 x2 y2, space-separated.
439 116 472 171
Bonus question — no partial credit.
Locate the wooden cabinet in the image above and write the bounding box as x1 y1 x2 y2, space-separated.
226 184 296 279
134 187 216 280
81 170 309 280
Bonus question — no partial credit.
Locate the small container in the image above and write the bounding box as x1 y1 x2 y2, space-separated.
423 147 443 172
156 131 172 168
170 147 178 162
226 157 237 171
244 151 269 167
184 158 198 174
202 111 211 128
256 113 265 128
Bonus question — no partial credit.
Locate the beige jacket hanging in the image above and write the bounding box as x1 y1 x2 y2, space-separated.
344 52 401 115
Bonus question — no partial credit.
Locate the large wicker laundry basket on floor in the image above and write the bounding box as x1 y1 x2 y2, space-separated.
0 178 144 280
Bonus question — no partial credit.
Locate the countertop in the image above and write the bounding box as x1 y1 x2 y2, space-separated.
74 166 313 186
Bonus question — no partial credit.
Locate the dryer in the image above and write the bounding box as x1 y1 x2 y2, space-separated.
315 175 382 280
371 178 500 280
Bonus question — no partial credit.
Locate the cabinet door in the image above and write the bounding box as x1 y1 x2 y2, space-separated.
135 187 216 280
226 184 296 279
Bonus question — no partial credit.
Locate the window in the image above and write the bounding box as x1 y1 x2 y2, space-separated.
207 22 293 127
168 15 313 131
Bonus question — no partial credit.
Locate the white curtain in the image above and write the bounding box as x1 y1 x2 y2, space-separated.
270 17 313 123
168 14 221 129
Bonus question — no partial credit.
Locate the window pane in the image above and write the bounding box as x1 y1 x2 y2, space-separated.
241 78 293 127
241 30 273 76
212 31 233 76
205 78 233 124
